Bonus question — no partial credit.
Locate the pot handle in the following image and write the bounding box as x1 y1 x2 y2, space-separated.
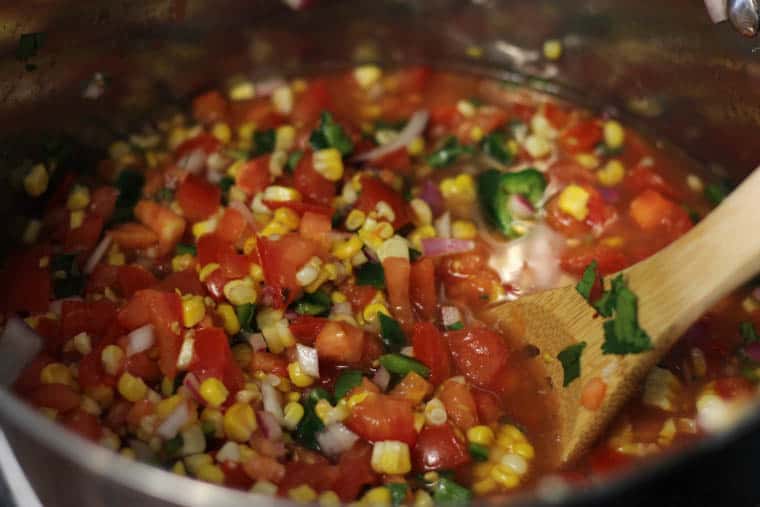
705 0 760 37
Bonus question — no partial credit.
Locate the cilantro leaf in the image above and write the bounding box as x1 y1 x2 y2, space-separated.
446 322 464 331
388 483 408 507
557 342 587 387
286 150 303 173
480 132 513 165
575 260 598 301
593 274 626 318
333 370 363 399
378 313 407 352
427 136 473 168
740 321 760 345
356 262 385 289
293 290 331 316
432 477 472 507
175 243 197 256
251 129 275 157
601 286 652 354
309 112 354 156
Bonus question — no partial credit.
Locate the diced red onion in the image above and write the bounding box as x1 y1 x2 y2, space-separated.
247 333 267 352
257 410 283 440
84 234 112 275
216 441 241 463
420 179 445 217
441 306 462 328
422 238 475 258
508 194 535 219
156 402 189 439
705 0 728 23
229 200 255 226
0 317 43 385
261 383 283 421
434 212 451 238
316 423 359 456
182 373 203 404
296 344 320 378
49 297 83 317
353 111 429 162
126 324 155 357
744 343 760 362
177 149 206 173
372 367 391 392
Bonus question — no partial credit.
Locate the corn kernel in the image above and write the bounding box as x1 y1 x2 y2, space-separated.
470 126 485 142
199 377 229 408
263 185 301 202
500 453 528 475
172 254 194 272
24 163 49 197
40 363 73 386
457 100 476 117
223 278 257 306
452 220 477 240
101 344 125 376
407 225 436 251
332 235 363 260
407 136 425 156
424 398 447 426
211 123 232 144
513 442 535 459
251 480 279 496
182 295 206 328
331 291 347 304
191 216 219 239
490 464 520 489
296 257 322 287
557 184 590 221
156 395 184 420
67 185 91 211
313 148 344 182
376 235 409 263
200 408 224 438
602 236 624 247
289 485 318 504
603 120 625 150
467 425 495 446
410 198 432 226
273 207 300 230
69 210 85 230
363 302 391 322
172 461 187 476
196 463 225 484
228 78 255 101
354 65 382 89
272 86 294 115
283 401 305 430
687 174 703 193
371 441 412 475
472 478 498 495
223 402 257 442
597 159 625 187
118 372 148 402
523 134 552 159
216 304 241 335
318 490 341 507
275 124 296 152
199 263 220 282
375 201 396 223
73 332 92 355
288 362 315 388
543 39 563 60
575 152 600 169
413 490 434 507
347 392 369 409
363 487 392 506
440 174 475 203
414 412 426 432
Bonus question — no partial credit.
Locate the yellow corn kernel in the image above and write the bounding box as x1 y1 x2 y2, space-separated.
597 159 625 187
363 302 390 322
275 124 296 151
452 220 477 240
40 363 73 386
407 225 436 251
69 210 85 230
602 236 624 248
470 126 485 142
283 402 305 430
172 254 194 272
288 362 315 388
223 402 257 442
191 217 219 239
409 198 432 226
603 120 625 150
414 412 426 432
263 185 301 202
101 344 125 376
217 303 240 335
24 163 49 197
120 448 137 460
251 480 278 496
172 461 187 476
22 219 42 245
184 453 213 474
237 122 256 148
196 463 225 484
73 332 92 356
199 377 229 408
314 399 333 423
67 185 91 211
345 209 367 231
313 148 344 182
272 86 294 115
199 263 220 282
407 136 425 156
228 78 255 101
457 100 476 117
182 295 206 328
363 487 392 507
211 122 232 144
440 174 476 203
200 408 224 438
259 218 288 237
523 134 552 159
513 442 535 459
371 441 412 475
318 490 341 507
413 490 434 507
467 425 495 446
332 235 363 260
331 291 347 304
288 485 318 504
347 391 369 409
575 153 600 170
223 278 257 306
490 464 520 489
156 394 184 419
543 39 563 60
472 478 498 495
108 244 126 266
354 65 382 89
502 424 526 442
118 372 148 402
557 184 590 221
273 207 300 230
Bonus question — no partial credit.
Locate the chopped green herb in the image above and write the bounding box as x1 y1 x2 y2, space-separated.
468 443 490 461
356 262 385 289
388 483 408 507
54 275 85 299
557 342 587 387
601 285 652 354
286 150 304 173
432 477 472 507
409 248 423 262
16 32 46 61
480 132 513 165
592 275 626 318
218 176 234 193
333 370 364 399
427 136 473 168
251 129 276 157
175 243 197 256
740 321 760 344
704 182 731 207
163 434 183 457
379 313 407 352
154 187 174 203
294 290 332 316
446 322 465 331
310 112 354 156
294 388 331 450
235 303 256 333
112 170 145 224
575 260 598 301
477 168 546 237
379 353 430 379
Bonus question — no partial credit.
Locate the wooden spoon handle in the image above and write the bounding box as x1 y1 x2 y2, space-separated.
629 167 760 346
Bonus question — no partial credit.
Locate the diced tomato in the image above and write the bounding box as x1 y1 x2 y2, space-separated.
629 189 692 235
236 157 271 195
27 383 80 412
625 164 680 200
299 211 332 246
588 446 632 476
547 159 596 185
153 269 205 295
543 102 572 130
410 258 437 320
78 339 117 390
63 409 102 441
446 327 510 389
257 234 318 307
87 264 119 294
715 376 754 400
64 213 104 253
315 321 365 364
561 242 628 276
221 461 254 490
126 351 162 383
13 354 53 394
354 176 409 229
438 379 479 431
390 372 432 404
192 90 228 124
342 283 376 312
472 388 504 424
89 186 119 220
545 185 616 237
1 262 51 314
191 327 244 391
174 133 222 162
176 174 221 222
86 299 118 338
117 289 182 377
291 79 331 126
333 442 378 502
251 351 288 378
60 300 89 339
197 234 249 279
288 315 328 344
134 200 186 257
346 393 417 446
382 257 414 332
109 223 159 249
411 322 451 386
118 265 158 297
374 148 411 174
293 152 336 206
216 208 248 243
360 334 384 367
581 377 607 411
264 200 334 218
394 66 432 94
559 119 603 155
455 107 508 144
412 423 471 472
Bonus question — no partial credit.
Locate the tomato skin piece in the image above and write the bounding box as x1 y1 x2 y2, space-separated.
438 378 479 431
343 283 377 312
190 327 244 391
412 423 471 472
109 223 159 249
382 257 414 332
192 90 228 124
118 265 158 298
561 243 628 276
236 157 271 195
299 211 332 246
13 354 54 395
134 201 186 258
446 327 510 390
60 300 89 340
354 176 410 229
472 388 505 425
176 174 221 222
63 409 102 441
251 351 289 378
588 447 632 476
126 351 162 383
374 148 411 174
215 208 248 243
28 383 81 412
629 189 692 234
410 258 437 320
64 213 104 253
293 152 336 206
153 269 205 296
411 322 451 387
346 393 417 446
333 442 378 502
291 79 331 126
288 315 328 345
197 234 250 279
559 119 603 155
89 186 119 220
625 164 681 200
315 321 365 364
257 234 318 307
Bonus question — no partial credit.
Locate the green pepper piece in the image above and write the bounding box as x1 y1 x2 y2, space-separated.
480 132 513 165
378 314 407 352
235 303 255 333
477 168 546 237
295 388 332 450
175 243 197 256
432 477 472 507
333 370 364 399
356 262 385 289
379 353 430 378
387 483 408 507
468 443 490 462
293 290 331 316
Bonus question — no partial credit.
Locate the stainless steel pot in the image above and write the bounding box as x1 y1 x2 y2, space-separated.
1 1 760 505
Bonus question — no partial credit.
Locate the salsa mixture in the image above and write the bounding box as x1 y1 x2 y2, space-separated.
2 66 759 505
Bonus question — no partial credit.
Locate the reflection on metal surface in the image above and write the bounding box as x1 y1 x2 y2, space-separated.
729 0 760 36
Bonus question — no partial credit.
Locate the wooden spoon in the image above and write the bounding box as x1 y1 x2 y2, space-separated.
479 167 760 466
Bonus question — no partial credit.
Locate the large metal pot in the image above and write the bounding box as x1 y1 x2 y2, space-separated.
1 1 760 505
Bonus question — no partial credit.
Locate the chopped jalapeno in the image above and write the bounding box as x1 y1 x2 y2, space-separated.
477 168 546 237
379 353 430 378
